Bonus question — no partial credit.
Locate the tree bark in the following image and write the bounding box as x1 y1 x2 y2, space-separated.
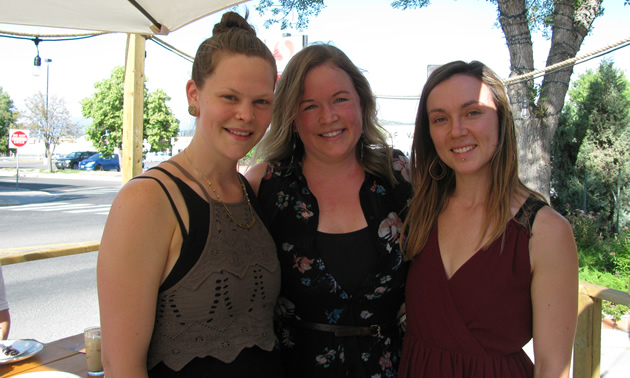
497 0 602 199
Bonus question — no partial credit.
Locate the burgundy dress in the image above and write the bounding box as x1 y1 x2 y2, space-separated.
399 198 546 377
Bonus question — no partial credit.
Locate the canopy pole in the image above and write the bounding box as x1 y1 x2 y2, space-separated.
122 33 146 184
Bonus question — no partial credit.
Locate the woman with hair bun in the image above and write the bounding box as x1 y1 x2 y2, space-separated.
97 11 282 377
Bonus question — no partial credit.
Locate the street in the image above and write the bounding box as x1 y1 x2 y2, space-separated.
0 173 120 249
3 251 100 343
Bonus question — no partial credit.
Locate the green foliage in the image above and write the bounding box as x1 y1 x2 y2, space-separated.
81 66 179 156
569 210 630 319
551 61 630 233
579 266 629 319
256 0 327 30
0 86 19 155
389 0 430 11
145 89 180 153
81 66 127 156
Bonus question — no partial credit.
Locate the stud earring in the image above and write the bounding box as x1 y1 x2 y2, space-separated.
188 105 196 116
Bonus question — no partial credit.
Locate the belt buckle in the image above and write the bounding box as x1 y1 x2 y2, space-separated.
369 324 381 336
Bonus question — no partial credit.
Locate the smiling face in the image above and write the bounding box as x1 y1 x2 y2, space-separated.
294 62 363 165
427 73 499 178
187 53 275 163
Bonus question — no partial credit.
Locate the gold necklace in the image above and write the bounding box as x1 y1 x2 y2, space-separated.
183 149 256 229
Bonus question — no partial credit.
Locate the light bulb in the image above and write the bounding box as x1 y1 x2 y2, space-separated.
33 55 42 76
521 106 529 119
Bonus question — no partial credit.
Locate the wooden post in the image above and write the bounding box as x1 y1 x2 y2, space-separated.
122 33 146 184
573 285 602 378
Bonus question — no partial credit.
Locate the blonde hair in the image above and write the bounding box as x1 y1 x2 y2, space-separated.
254 43 397 186
402 61 546 261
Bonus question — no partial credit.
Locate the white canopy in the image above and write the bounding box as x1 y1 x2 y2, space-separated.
0 0 249 35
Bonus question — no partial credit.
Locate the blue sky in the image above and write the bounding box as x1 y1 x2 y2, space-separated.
1 0 628 130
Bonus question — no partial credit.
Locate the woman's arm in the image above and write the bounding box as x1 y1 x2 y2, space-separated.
0 309 9 340
0 266 10 340
529 206 579 378
97 178 180 378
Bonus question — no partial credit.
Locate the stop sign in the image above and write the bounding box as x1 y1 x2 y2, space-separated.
9 130 29 148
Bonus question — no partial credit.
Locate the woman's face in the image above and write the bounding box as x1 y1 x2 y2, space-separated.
294 62 363 165
426 73 499 178
187 54 275 163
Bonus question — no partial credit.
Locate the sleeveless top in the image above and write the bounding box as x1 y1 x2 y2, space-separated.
399 196 547 377
137 162 281 372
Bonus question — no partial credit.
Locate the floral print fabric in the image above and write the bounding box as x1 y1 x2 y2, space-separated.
257 150 412 378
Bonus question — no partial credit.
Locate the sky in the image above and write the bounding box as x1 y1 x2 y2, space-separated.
0 0 629 133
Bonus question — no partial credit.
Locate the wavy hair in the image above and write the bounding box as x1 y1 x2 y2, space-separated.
191 11 277 88
254 43 397 185
402 60 546 260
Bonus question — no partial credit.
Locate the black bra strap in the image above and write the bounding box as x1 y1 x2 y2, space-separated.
133 174 188 239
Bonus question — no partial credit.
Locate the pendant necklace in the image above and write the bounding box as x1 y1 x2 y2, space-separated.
183 148 256 229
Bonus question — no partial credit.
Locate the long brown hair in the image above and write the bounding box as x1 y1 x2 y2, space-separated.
254 43 397 186
191 11 277 89
402 60 546 260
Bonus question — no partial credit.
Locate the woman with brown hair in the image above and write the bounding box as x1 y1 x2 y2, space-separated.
399 60 578 377
97 11 282 377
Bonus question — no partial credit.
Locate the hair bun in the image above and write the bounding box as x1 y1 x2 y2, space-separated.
212 11 256 36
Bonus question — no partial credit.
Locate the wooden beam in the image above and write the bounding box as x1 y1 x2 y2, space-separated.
0 242 100 265
573 285 602 378
579 281 630 306
122 33 146 184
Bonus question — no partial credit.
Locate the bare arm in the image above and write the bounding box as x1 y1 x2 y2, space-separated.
530 207 579 378
97 179 180 378
0 309 9 340
244 162 268 195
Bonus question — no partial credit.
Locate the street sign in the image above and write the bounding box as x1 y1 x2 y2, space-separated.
9 129 29 148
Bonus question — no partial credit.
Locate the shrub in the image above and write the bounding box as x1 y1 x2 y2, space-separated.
579 266 629 320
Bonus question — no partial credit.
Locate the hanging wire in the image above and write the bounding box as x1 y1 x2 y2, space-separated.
1 28 628 96
149 36 194 63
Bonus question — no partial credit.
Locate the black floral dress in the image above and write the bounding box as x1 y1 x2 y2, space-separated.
257 150 412 378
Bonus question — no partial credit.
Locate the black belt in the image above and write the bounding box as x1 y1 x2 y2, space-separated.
295 320 383 337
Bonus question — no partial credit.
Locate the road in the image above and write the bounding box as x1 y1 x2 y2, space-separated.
3 251 100 343
0 169 119 343
0 174 120 249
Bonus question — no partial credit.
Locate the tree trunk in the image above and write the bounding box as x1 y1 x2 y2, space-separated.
497 0 603 199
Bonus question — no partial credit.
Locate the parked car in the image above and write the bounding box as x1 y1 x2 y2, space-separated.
55 151 97 170
78 153 120 171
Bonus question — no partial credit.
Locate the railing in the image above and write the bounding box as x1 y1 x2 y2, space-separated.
574 281 630 378
0 241 100 265
0 244 628 377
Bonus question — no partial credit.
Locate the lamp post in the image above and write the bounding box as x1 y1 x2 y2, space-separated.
33 55 53 167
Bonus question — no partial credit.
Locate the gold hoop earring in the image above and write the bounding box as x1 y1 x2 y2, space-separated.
429 157 447 180
188 105 196 116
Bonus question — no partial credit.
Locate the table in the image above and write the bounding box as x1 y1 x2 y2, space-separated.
0 333 90 377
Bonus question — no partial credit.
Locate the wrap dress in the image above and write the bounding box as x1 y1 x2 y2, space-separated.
399 197 546 377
